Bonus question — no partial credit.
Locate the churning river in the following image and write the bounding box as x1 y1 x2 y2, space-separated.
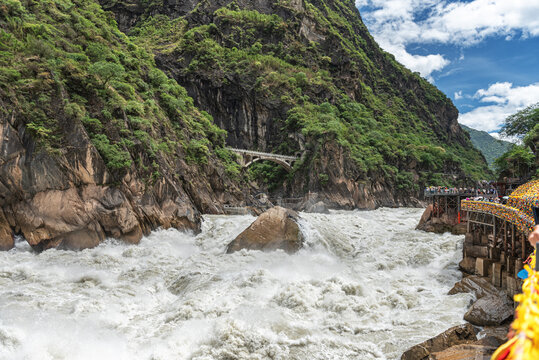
0 208 473 360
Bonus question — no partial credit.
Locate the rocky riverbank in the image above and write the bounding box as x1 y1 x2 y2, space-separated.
402 223 517 359
401 275 513 359
416 204 467 235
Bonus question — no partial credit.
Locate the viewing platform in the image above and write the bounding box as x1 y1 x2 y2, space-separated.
459 180 538 296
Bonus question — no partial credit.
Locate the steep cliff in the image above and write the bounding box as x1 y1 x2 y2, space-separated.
0 0 490 250
101 0 490 208
0 0 245 250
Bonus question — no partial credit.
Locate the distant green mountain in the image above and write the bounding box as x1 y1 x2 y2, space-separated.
461 125 513 169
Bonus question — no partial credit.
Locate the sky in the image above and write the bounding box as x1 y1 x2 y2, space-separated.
355 0 539 138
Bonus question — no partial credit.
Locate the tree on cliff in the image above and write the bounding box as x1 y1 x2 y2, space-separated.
496 103 539 179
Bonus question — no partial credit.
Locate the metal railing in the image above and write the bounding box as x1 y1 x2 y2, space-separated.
227 148 298 161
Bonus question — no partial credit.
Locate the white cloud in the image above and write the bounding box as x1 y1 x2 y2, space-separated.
358 0 539 78
458 82 539 132
381 42 449 81
454 91 462 100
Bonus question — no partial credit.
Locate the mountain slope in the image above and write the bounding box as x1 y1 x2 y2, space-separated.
461 125 513 169
102 0 490 207
0 0 244 250
0 0 491 250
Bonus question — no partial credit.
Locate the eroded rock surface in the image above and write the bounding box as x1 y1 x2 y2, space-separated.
0 111 242 251
226 206 303 254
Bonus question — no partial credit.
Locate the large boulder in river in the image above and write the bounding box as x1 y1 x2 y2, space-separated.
464 295 513 326
226 207 303 254
401 323 478 360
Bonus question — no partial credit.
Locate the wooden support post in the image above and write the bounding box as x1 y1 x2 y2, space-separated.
493 215 496 245
467 211 471 233
457 197 461 223
445 197 448 215
520 233 528 259
504 221 507 254
512 224 515 257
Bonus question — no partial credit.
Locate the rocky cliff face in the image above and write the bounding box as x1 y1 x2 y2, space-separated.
0 0 245 250
102 0 489 208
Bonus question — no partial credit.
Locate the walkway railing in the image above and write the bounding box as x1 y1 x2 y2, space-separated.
424 190 497 197
227 148 298 161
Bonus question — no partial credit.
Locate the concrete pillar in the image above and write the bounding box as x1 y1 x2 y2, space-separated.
507 256 515 275
492 262 503 287
476 257 493 277
464 245 488 258
489 247 500 261
507 276 519 297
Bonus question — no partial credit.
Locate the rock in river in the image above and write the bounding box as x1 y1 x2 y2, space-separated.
226 206 303 254
463 295 513 326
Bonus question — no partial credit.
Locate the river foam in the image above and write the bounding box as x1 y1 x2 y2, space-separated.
0 208 472 359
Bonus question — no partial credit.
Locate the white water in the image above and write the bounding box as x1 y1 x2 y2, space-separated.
0 208 472 360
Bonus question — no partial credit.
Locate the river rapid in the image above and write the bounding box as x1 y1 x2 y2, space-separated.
0 208 472 360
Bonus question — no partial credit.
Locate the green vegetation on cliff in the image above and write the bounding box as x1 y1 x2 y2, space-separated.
0 0 240 180
115 0 489 192
460 125 513 169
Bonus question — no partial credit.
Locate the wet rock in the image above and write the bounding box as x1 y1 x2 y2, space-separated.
429 344 497 359
226 206 303 254
401 323 478 360
476 325 511 348
464 295 513 326
305 201 330 214
448 275 503 299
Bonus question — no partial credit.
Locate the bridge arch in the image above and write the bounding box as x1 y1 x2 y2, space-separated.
244 157 293 172
227 148 298 172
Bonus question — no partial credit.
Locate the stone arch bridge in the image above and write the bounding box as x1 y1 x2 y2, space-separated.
227 148 299 172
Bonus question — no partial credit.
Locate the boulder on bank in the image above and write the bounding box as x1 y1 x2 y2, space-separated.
400 323 478 360
448 275 503 299
305 201 330 214
463 295 513 326
226 206 303 254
